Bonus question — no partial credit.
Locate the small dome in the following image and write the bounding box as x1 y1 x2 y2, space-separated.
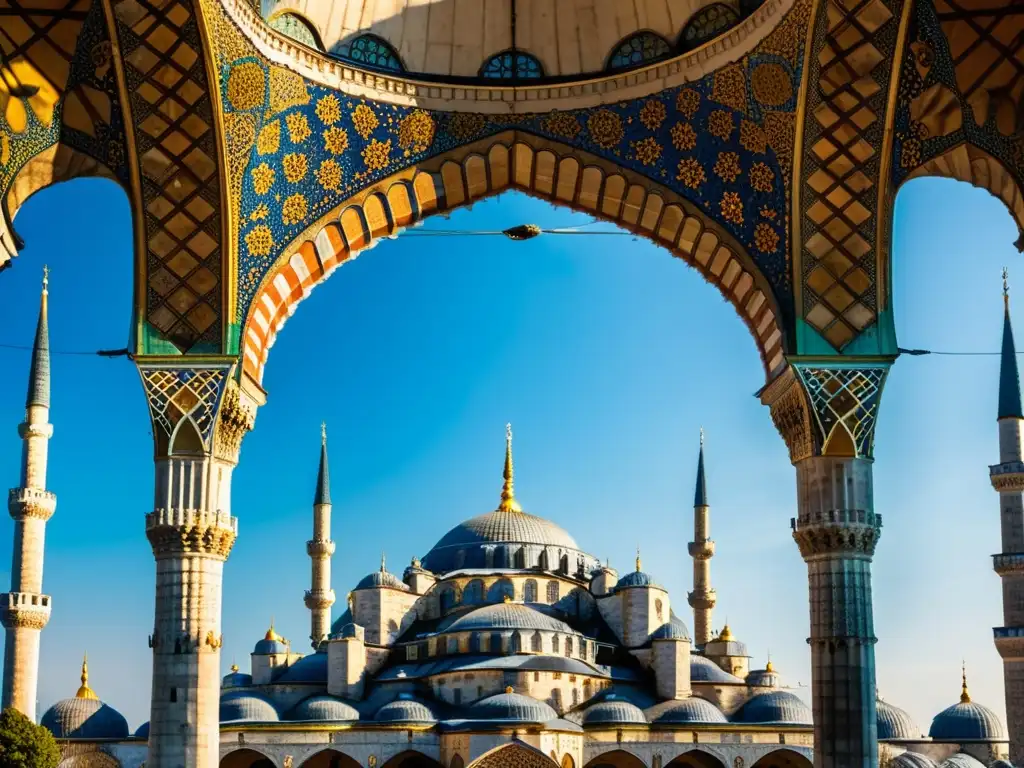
877 697 920 740
652 612 690 641
220 691 280 723
134 721 149 739
891 754 938 768
276 653 328 683
222 665 253 689
690 655 743 683
745 668 780 688
41 697 130 739
288 695 360 722
445 603 576 634
648 697 728 725
470 690 558 722
939 755 987 768
733 691 812 725
615 570 661 590
253 623 290 654
582 697 647 726
375 696 438 724
356 556 409 591
929 702 1006 740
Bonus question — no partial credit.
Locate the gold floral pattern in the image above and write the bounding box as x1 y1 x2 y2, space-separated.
323 126 350 155
226 62 265 111
633 137 662 166
708 109 734 140
714 151 741 183
543 112 581 140
676 158 706 189
352 103 379 138
256 120 280 156
282 152 308 183
754 221 779 253
720 191 743 224
245 224 274 256
712 65 747 112
286 112 311 144
670 122 697 151
751 62 793 107
739 120 768 154
639 100 666 130
282 193 308 226
760 205 777 220
749 162 774 192
362 138 392 171
398 109 435 153
316 158 342 191
315 94 341 125
587 110 624 149
676 88 701 118
763 111 795 173
251 162 275 195
249 203 269 221
450 113 487 140
269 66 310 116
900 138 922 169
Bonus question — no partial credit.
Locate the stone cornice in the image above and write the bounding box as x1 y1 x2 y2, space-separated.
791 509 882 559
145 508 238 559
994 553 1024 575
991 462 1024 492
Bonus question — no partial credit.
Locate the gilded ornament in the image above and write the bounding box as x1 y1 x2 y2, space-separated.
362 138 392 171
543 112 581 140
739 120 768 154
587 109 624 149
763 111 794 172
900 137 921 170
256 120 281 155
269 66 310 115
451 112 487 140
676 157 706 189
720 191 744 224
351 103 379 138
245 225 274 256
316 159 342 191
676 88 701 118
669 122 697 151
282 193 308 225
286 112 311 144
759 205 777 220
251 162 275 195
323 126 350 155
713 151 741 183
749 162 774 192
315 94 342 126
0 134 9 167
226 62 265 111
282 152 308 183
398 109 436 152
754 221 779 253
751 62 793 107
633 137 663 166
249 203 269 221
712 64 747 112
639 100 666 130
708 109 734 140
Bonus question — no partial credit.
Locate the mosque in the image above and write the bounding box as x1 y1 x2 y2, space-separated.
1 273 1017 768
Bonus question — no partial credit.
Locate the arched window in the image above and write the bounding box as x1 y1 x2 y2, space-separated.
511 632 522 653
387 618 400 643
571 687 579 706
463 579 484 605
538 549 550 570
331 34 404 73
440 587 457 613
524 579 538 602
531 631 542 652
267 12 323 50
470 633 483 653
489 578 515 602
565 637 573 657
580 641 588 661
680 4 741 51
513 547 526 569
552 635 560 654
583 679 592 698
655 599 664 622
559 554 569 574
480 50 544 80
490 632 503 652
547 581 560 603
606 31 671 72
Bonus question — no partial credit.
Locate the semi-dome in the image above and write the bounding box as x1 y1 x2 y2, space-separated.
939 755 987 768
254 623 290 655
891 754 938 768
220 691 280 723
288 695 360 722
877 697 920 740
733 691 812 725
222 664 253 689
652 612 690 641
582 696 647 726
375 695 438 723
929 677 1006 741
40 657 130 740
647 697 728 725
445 602 576 634
356 555 409 591
469 689 558 722
690 655 743 683
134 721 149 739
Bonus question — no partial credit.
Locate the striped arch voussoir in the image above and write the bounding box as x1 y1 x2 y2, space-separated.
242 140 787 385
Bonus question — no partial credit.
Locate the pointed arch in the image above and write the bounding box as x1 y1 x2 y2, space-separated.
380 751 444 768
266 10 324 51
299 749 361 768
221 748 278 768
469 743 559 768
749 749 813 768
584 750 648 768
664 750 727 768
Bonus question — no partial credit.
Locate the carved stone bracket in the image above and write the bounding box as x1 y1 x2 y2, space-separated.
214 377 259 463
791 509 882 559
760 366 815 463
145 509 238 559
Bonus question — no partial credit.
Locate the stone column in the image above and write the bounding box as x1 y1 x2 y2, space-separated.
139 365 259 768
763 363 890 768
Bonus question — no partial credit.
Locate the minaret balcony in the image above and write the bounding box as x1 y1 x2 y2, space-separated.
994 627 1024 660
17 422 52 440
306 539 336 557
687 540 715 559
7 488 56 521
687 588 717 609
790 509 882 559
145 508 238 559
304 589 336 610
990 462 1024 492
993 553 1024 575
0 592 51 630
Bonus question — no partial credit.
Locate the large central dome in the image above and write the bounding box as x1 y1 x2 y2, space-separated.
431 509 580 552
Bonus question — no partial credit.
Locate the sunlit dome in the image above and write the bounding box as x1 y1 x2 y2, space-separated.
40 656 130 740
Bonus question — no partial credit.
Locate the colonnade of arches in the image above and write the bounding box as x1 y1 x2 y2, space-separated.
583 749 813 768
220 748 443 768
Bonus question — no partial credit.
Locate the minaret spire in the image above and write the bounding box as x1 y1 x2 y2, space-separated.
688 428 717 647
960 660 971 704
305 424 336 650
76 653 98 700
26 266 50 410
498 423 522 512
1000 268 1023 419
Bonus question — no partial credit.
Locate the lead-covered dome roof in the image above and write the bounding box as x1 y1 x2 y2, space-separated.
732 691 812 725
581 696 647 726
220 691 280 723
287 695 360 722
41 697 130 740
647 697 728 725
445 603 576 634
652 612 690 641
877 697 920 740
690 655 743 683
939 755 987 768
469 690 558 722
356 555 409 591
375 696 438 724
929 700 1006 740
892 754 938 768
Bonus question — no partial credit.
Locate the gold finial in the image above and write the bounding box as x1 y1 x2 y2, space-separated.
766 650 774 673
380 552 387 572
505 685 514 694
961 660 971 704
76 653 98 700
265 618 282 642
503 593 512 603
498 423 522 512
635 545 642 572
719 622 734 642
321 421 327 444
231 664 240 673
42 265 49 294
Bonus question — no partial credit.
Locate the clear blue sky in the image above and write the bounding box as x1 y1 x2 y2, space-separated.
0 174 1015 734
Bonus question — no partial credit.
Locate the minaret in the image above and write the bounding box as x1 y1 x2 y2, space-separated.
687 428 716 647
992 268 1024 764
305 423 336 649
1 268 56 722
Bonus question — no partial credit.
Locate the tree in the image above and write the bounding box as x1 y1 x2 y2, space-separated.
0 707 60 768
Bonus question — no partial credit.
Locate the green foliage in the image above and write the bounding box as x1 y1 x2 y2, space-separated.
0 708 60 768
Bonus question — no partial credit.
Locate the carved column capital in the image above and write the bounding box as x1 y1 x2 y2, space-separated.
145 509 238 560
214 379 259 464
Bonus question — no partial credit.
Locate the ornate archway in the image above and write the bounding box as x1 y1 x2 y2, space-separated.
221 749 278 768
380 752 444 768
298 749 361 768
584 750 648 768
749 750 814 768
469 744 559 768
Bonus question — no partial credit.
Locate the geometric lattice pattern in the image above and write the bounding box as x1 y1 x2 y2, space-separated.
795 365 888 458
139 367 228 445
112 0 223 352
800 0 904 349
